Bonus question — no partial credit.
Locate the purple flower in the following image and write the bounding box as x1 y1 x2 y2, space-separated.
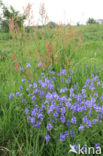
70 88 74 97
95 143 100 149
79 125 84 131
41 82 47 88
97 81 100 86
100 96 103 101
66 76 71 83
82 116 88 123
31 109 37 116
19 67 24 71
26 63 31 68
60 87 67 93
57 73 60 76
70 129 75 137
25 108 29 114
52 76 56 81
29 84 32 88
39 90 44 97
60 134 65 141
53 112 58 118
46 92 53 101
38 61 42 67
16 92 20 97
86 120 92 128
22 78 26 82
60 69 67 75
35 120 41 127
61 107 66 114
33 83 37 88
92 119 98 124
61 78 64 83
19 86 23 90
30 117 35 124
60 116 65 123
32 95 36 101
64 131 69 138
74 84 77 90
48 83 54 90
71 117 76 124
45 135 51 142
82 89 86 94
47 123 53 131
9 93 14 99
66 120 70 127
73 144 78 150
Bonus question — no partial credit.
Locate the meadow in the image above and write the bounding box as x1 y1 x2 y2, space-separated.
0 23 103 155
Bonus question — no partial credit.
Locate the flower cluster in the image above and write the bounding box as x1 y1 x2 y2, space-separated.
9 66 103 146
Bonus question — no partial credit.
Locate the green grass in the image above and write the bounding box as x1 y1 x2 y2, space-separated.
0 24 103 155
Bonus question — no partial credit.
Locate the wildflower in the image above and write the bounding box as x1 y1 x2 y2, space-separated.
26 63 31 68
60 69 67 75
39 90 44 97
9 93 14 99
26 88 30 91
70 88 74 97
30 117 35 124
79 125 84 131
35 120 41 127
66 120 70 127
37 61 42 67
70 129 75 137
46 92 53 101
47 123 53 131
60 87 67 93
82 89 86 94
32 95 36 101
41 82 47 88
21 78 26 82
47 83 54 90
52 76 56 81
19 86 23 90
95 143 100 149
92 119 98 124
73 144 78 150
100 96 103 101
66 76 71 83
33 88 39 94
33 83 37 88
86 120 92 128
25 108 29 114
60 134 65 141
16 92 20 97
74 84 77 90
71 117 76 124
31 109 37 116
29 84 32 88
19 66 24 71
61 78 64 83
94 92 98 97
82 116 88 123
64 131 69 138
61 107 66 114
45 135 51 142
97 81 100 86
57 73 60 76
53 112 58 118
60 115 65 123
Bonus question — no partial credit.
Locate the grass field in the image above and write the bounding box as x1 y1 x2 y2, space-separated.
0 24 103 155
